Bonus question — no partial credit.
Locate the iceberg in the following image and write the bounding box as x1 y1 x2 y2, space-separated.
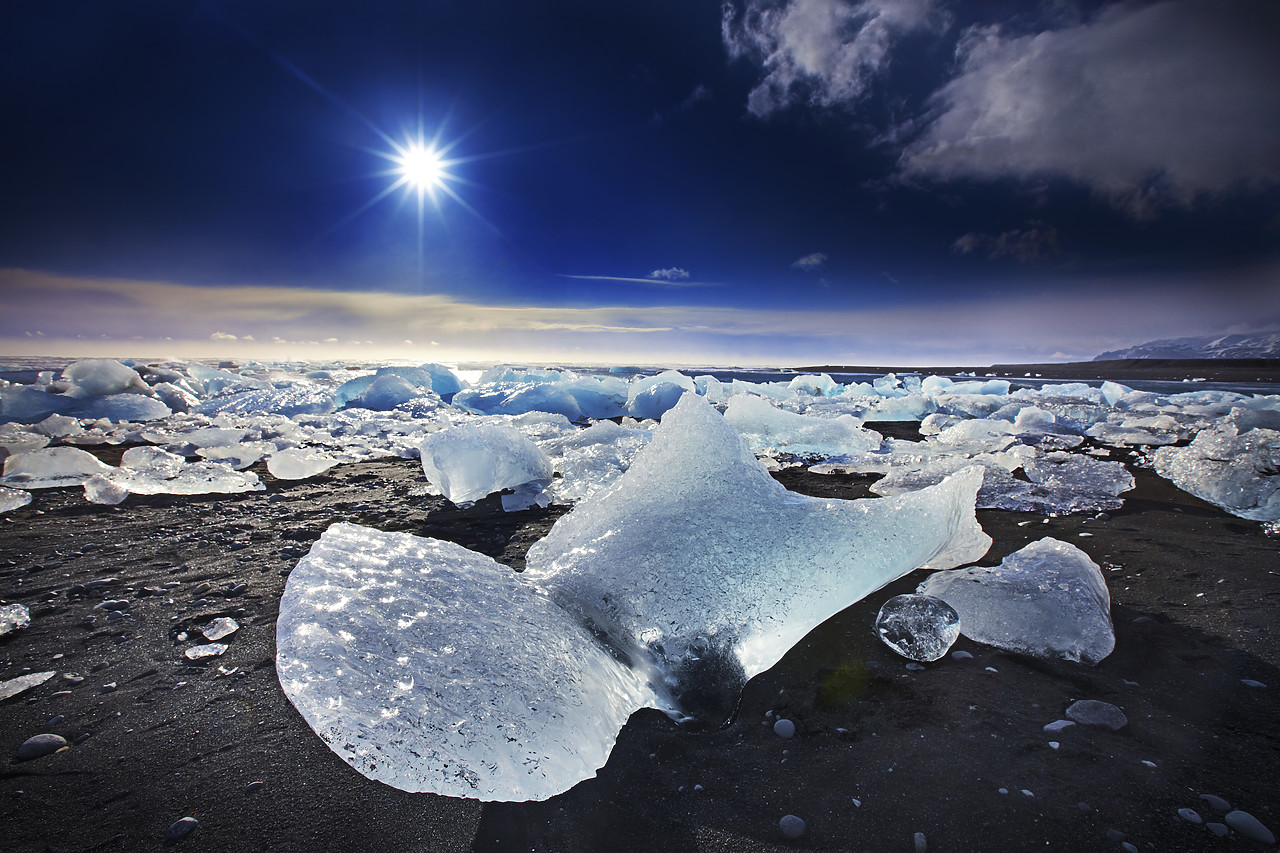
278 393 990 802
1150 425 1280 521
723 395 881 459
61 359 151 397
0 446 112 488
917 538 1114 664
420 423 553 506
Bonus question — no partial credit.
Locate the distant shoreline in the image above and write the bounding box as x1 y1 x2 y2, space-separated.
797 358 1280 384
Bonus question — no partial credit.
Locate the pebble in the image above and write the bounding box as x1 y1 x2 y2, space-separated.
1105 828 1126 842
165 817 199 841
779 815 805 839
1205 822 1229 838
950 650 973 660
1065 700 1128 730
998 788 1008 795
1043 719 1076 733
1140 760 1157 768
47 714 64 726
1021 789 1034 798
773 719 795 738
851 798 861 807
1177 808 1202 825
16 733 68 760
245 780 265 792
1225 810 1276 845
1241 679 1266 688
905 663 925 671
94 599 130 611
984 666 998 673
101 682 117 693
1048 741 1059 750
913 831 927 853
1120 843 1138 853
1199 793 1230 811
226 582 248 596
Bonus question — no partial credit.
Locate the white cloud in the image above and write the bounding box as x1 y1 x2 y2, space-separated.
210 331 238 341
648 267 691 281
792 252 828 270
899 0 1280 215
723 0 945 117
953 223 1059 263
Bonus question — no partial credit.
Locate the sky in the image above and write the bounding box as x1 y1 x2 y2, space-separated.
1 0 1278 366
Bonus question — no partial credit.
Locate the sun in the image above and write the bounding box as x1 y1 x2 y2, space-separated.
395 143 445 191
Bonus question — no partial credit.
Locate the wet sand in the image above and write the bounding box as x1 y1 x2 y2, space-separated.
1 428 1278 851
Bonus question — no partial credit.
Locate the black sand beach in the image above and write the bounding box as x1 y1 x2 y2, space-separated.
2 402 1278 851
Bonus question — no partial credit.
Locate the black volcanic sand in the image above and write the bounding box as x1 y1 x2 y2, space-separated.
2 429 1278 852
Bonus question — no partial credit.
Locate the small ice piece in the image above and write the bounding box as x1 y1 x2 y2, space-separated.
1042 719 1075 733
874 594 960 662
1065 700 1127 730
267 448 339 480
917 538 1115 664
1225 810 1276 845
420 423 553 506
184 643 229 660
0 485 33 513
201 617 239 641
0 603 32 636
83 474 129 505
0 447 113 489
0 670 55 701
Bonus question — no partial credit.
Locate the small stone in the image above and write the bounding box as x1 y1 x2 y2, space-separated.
94 599 130 611
1141 760 1157 767
1225 810 1276 845
913 831 927 853
1043 719 1076 733
1120 843 1138 853
950 650 973 660
874 594 960 662
47 714 64 726
101 682 117 693
1065 700 1127 730
998 788 1008 795
1178 808 1202 825
1105 828 1126 842
1048 741 1059 750
225 582 248 597
1021 789 1034 797
851 798 861 807
905 663 925 671
165 817 198 841
1199 794 1230 812
1206 822 1228 838
779 815 805 839
245 780 265 792
16 733 68 760
773 719 795 738
1241 678 1266 688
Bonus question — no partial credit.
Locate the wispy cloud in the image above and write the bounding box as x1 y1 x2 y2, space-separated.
791 252 828 271
3 267 1277 366
723 0 947 118
647 267 691 281
559 273 718 288
953 223 1060 264
899 0 1280 215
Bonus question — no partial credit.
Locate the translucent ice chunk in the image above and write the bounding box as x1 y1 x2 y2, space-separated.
277 524 657 801
0 670 55 701
83 473 129 505
185 643 228 660
348 374 428 411
201 617 239 641
420 423 553 506
0 603 31 636
0 446 112 488
0 485 33 513
525 394 990 695
723 395 881 459
1151 425 1280 521
110 446 263 496
267 448 339 480
918 538 1114 664
62 359 150 397
874 594 960 662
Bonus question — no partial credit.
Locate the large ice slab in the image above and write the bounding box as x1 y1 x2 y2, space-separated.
277 523 657 801
917 538 1114 664
420 423 553 506
1150 424 1280 521
0 446 112 488
62 359 150 397
525 394 991 694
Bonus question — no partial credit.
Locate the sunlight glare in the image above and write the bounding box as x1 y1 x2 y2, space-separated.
397 143 444 190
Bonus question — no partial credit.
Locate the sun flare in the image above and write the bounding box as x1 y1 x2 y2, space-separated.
396 143 444 191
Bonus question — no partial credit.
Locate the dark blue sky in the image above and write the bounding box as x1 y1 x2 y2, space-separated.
2 0 1278 364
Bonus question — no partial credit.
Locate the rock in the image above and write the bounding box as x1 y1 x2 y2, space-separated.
1065 700 1127 731
1225 810 1276 845
950 650 973 660
779 815 805 839
1199 793 1231 812
914 831 927 853
94 599 130 611
773 718 795 738
16 733 68 760
1177 808 1202 824
165 816 198 840
1206 822 1229 838
1043 719 1076 733
245 780 265 792
101 682 117 693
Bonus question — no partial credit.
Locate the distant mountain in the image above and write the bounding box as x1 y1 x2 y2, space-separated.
1094 331 1280 361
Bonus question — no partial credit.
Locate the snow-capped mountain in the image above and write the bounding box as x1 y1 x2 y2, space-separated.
1095 331 1280 360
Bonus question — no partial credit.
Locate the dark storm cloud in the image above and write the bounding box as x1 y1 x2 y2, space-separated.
953 224 1060 264
899 0 1280 215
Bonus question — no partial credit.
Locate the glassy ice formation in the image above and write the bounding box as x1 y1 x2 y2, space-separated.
277 394 990 801
918 538 1115 664
419 423 553 507
2 358 1277 521
0 603 31 637
874 594 961 662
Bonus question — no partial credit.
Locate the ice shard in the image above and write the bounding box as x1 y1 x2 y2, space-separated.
278 393 990 802
420 423 553 507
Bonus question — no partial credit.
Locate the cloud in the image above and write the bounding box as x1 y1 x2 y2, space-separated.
953 223 1060 263
723 0 946 117
899 0 1280 215
210 331 238 341
648 267 691 281
791 252 828 271
680 84 712 110
558 273 718 288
